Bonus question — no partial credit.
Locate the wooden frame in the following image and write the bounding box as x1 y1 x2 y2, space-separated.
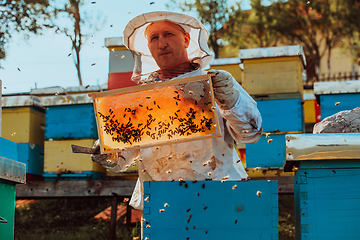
90 74 221 154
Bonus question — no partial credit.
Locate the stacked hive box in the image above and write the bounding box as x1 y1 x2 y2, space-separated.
239 45 306 169
284 133 360 239
41 93 106 180
0 138 26 240
314 80 360 120
104 37 139 179
105 37 137 90
1 95 45 180
0 81 27 239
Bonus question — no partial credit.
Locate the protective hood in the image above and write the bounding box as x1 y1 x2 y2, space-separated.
123 11 213 83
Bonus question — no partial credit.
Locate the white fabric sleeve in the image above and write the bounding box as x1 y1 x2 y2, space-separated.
219 78 263 143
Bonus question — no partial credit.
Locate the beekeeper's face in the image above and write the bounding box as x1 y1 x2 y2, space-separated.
146 21 190 69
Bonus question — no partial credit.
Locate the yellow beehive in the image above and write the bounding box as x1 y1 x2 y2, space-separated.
2 96 45 146
44 139 105 173
209 58 243 84
239 45 306 96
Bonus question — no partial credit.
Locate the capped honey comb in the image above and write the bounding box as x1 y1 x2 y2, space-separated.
90 74 221 154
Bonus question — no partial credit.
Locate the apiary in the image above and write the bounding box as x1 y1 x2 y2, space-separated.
0 142 26 240
91 74 221 154
284 133 360 239
105 37 137 90
314 80 360 120
143 180 278 240
239 45 305 97
44 139 105 181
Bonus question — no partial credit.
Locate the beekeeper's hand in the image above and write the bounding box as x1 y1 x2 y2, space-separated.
208 70 239 109
91 139 119 168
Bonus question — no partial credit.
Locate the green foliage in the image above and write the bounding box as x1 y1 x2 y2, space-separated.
15 198 140 240
169 0 246 58
0 0 51 62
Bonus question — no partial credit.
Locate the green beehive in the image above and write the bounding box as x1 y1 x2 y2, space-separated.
0 137 26 240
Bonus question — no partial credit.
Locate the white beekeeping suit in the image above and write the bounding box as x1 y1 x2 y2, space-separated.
92 11 262 210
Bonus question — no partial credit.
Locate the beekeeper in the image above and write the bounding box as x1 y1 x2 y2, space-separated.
92 11 262 210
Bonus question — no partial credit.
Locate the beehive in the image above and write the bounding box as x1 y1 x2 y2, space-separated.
105 37 137 90
43 139 105 181
303 90 321 124
1 96 45 146
143 180 278 240
239 45 306 96
285 133 360 239
0 139 26 239
314 80 360 120
209 58 243 84
255 95 304 133
41 94 97 140
91 74 221 154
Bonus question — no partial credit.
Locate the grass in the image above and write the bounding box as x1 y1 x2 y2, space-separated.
15 198 140 240
15 194 294 239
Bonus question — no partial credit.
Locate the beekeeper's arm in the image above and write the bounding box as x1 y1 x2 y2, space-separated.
90 139 140 172
208 70 262 143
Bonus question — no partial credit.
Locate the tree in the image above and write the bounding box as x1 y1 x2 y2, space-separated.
51 0 105 86
270 0 344 81
168 0 246 58
0 0 51 66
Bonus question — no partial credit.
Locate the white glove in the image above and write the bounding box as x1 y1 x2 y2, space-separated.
91 139 119 168
208 69 239 109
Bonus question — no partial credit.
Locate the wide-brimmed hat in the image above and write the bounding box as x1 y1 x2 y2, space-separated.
123 11 213 82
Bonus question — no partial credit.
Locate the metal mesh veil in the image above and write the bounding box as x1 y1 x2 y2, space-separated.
123 11 213 84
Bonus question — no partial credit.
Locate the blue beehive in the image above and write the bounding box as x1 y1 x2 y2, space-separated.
246 133 286 168
314 80 360 120
143 180 278 240
45 104 97 140
17 143 44 176
256 97 304 133
285 133 360 239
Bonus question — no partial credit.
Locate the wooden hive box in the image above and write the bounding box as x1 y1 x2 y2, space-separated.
209 58 243 84
0 151 26 239
41 93 98 140
246 133 287 168
314 80 360 120
1 96 45 146
255 95 304 133
44 139 105 181
284 133 360 239
143 180 278 240
239 45 306 97
17 143 44 176
303 90 321 124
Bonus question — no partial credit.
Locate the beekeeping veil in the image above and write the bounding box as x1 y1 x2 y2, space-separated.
123 11 213 83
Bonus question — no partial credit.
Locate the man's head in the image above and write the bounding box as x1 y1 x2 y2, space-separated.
145 21 190 69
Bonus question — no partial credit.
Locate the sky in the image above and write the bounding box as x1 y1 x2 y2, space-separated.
0 0 251 94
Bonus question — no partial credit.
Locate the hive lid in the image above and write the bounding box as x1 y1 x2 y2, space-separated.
210 57 241 66
239 45 306 67
284 133 360 171
0 157 26 184
314 80 360 95
2 95 43 108
40 93 94 106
